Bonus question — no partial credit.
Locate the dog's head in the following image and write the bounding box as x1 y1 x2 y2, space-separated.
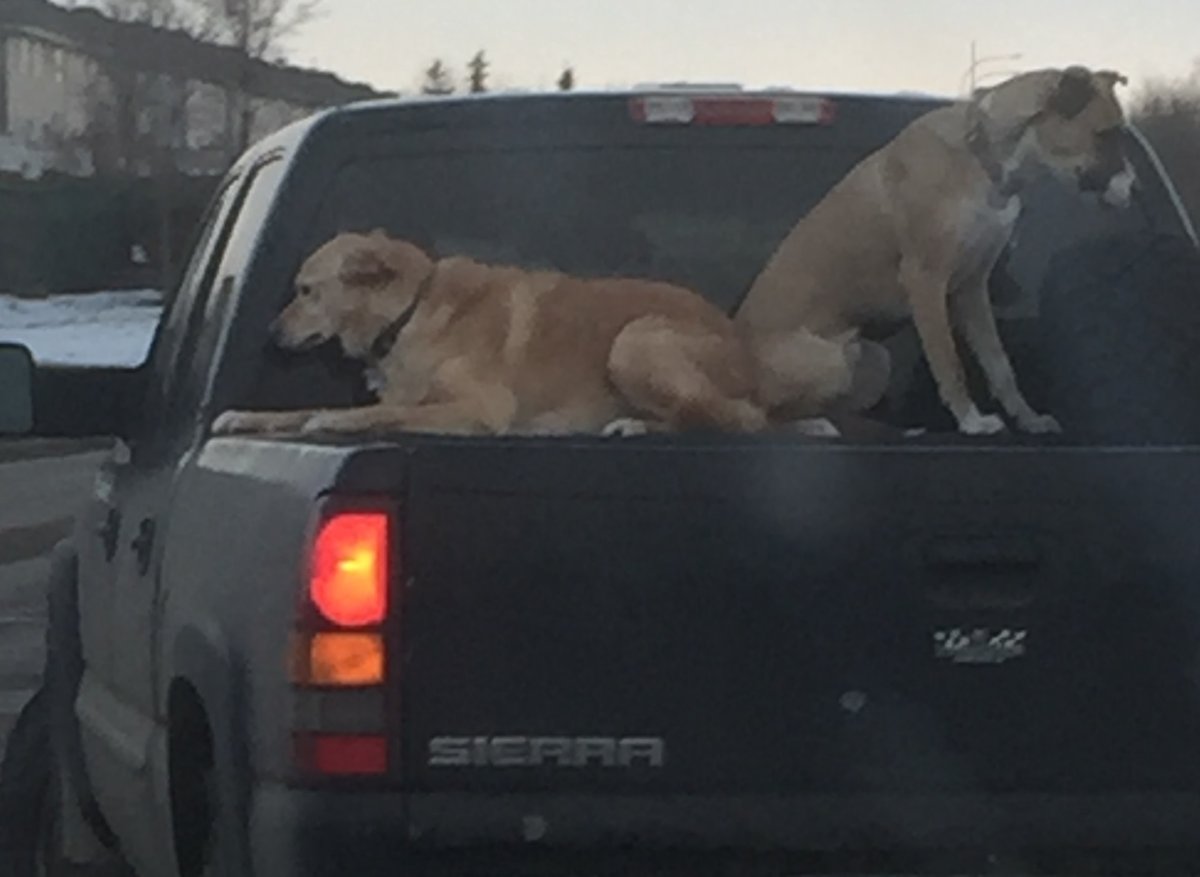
970 66 1135 207
272 230 433 360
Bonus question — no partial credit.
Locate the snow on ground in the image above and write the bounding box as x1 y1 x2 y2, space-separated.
0 290 163 367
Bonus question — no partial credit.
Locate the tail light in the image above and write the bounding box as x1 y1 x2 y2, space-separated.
310 511 389 627
290 506 396 778
630 93 836 126
293 734 388 776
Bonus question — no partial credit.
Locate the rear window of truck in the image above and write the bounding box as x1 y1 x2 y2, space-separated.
238 110 1199 443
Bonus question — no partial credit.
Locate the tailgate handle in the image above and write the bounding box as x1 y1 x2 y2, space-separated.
922 535 1042 572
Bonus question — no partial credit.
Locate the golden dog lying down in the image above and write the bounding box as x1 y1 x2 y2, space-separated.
214 230 850 437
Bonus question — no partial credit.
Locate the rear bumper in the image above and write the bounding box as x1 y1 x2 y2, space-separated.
249 785 1200 877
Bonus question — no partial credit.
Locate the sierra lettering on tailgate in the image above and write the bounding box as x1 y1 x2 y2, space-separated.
428 736 666 769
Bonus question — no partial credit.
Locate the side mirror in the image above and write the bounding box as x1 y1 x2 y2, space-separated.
33 364 146 439
0 343 34 436
0 342 145 439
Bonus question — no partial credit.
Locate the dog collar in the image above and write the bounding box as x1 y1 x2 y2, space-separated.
368 268 434 363
965 121 1024 205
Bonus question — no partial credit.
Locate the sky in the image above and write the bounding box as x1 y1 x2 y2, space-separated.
286 0 1200 99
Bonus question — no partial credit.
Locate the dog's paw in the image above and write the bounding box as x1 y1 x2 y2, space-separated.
213 409 312 436
958 407 1006 436
1018 412 1063 435
602 418 650 438
786 417 842 438
211 410 268 435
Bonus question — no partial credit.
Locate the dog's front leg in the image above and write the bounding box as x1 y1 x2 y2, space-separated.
953 285 1061 434
211 408 323 435
301 399 511 436
902 260 1004 435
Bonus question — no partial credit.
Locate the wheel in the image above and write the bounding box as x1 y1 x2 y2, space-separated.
0 695 128 874
0 543 125 876
0 687 52 876
43 546 115 854
1035 231 1200 444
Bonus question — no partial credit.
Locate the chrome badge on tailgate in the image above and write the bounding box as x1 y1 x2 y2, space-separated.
428 736 665 769
933 627 1028 665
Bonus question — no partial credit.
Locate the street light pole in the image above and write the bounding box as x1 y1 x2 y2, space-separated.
963 41 1023 96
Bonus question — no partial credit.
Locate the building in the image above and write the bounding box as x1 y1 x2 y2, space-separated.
0 0 386 178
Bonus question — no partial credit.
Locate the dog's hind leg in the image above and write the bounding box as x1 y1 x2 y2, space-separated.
608 317 768 434
751 328 860 415
952 283 1062 434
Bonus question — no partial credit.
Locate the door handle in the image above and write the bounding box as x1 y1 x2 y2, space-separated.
95 508 120 562
921 534 1043 610
131 519 156 576
922 535 1042 573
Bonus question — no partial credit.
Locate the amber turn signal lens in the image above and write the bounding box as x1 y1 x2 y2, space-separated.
295 631 385 687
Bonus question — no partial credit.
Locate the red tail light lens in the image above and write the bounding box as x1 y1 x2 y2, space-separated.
295 734 388 776
310 512 389 627
630 94 836 126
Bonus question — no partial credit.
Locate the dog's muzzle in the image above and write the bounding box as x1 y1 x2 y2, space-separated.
268 317 326 351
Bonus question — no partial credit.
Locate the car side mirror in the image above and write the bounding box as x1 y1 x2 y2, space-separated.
0 343 34 436
0 342 145 439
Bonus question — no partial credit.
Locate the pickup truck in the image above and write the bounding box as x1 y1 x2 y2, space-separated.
2 88 1200 877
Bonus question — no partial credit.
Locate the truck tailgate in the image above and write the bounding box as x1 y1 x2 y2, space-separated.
398 439 1200 802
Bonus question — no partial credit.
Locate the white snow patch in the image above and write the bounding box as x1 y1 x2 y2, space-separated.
0 290 163 367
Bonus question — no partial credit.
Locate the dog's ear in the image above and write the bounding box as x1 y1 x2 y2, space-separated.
1094 69 1129 91
1046 66 1097 119
338 245 398 288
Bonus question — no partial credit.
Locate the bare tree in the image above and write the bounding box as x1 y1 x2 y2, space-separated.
467 50 489 94
66 0 323 283
209 0 321 58
98 0 319 52
1132 70 1200 225
421 59 455 96
101 0 323 157
198 0 324 156
78 2 204 286
557 66 575 92
96 0 212 32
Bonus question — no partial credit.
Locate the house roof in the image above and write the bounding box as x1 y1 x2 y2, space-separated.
0 0 389 108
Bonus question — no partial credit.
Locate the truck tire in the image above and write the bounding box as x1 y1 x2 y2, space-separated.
42 545 115 853
0 691 119 877
1035 231 1200 445
0 689 50 876
0 543 121 875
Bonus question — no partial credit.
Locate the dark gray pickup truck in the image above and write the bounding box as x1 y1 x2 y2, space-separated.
2 89 1200 877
